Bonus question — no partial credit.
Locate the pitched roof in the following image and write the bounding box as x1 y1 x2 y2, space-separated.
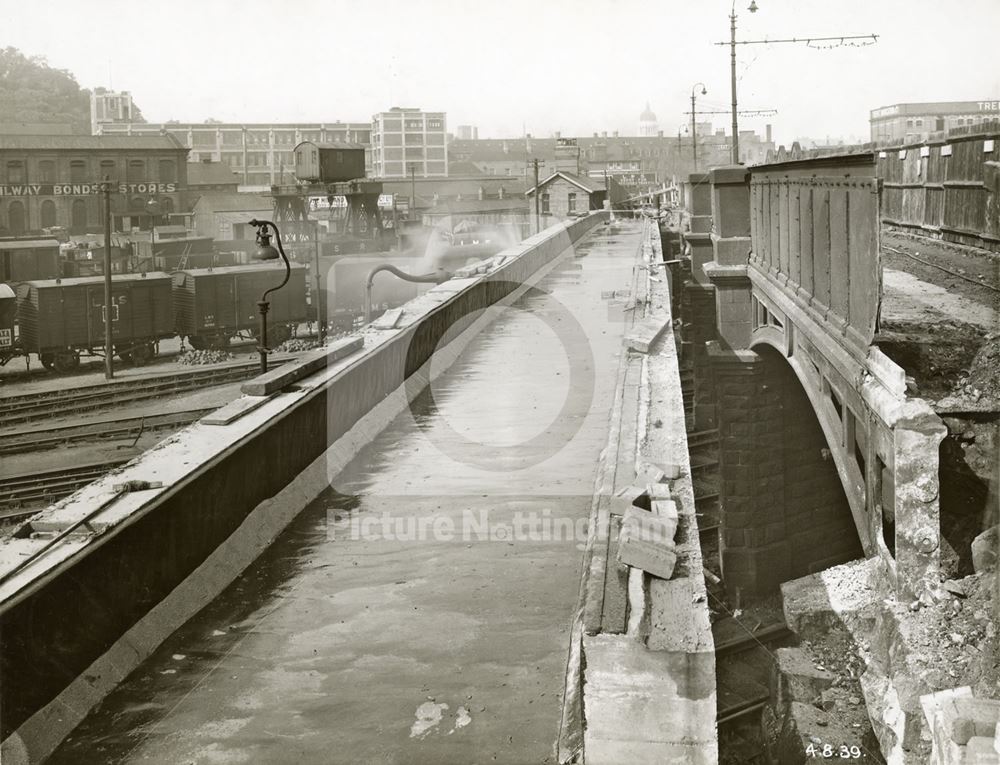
187 162 240 186
0 134 188 151
525 171 606 195
192 192 273 213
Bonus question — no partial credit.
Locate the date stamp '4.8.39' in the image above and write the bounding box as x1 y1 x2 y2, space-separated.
806 743 865 759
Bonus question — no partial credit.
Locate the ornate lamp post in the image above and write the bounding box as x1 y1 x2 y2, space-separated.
690 82 707 171
249 219 291 374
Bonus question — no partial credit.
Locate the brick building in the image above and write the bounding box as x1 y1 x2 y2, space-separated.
0 134 188 236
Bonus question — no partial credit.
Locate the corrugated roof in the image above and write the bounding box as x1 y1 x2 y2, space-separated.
192 192 273 212
187 162 240 186
0 134 188 151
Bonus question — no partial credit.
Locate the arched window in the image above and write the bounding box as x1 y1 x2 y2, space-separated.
70 199 88 233
38 160 56 183
129 159 146 181
40 199 56 228
7 201 26 235
161 196 175 216
100 159 116 181
70 160 87 183
158 159 176 183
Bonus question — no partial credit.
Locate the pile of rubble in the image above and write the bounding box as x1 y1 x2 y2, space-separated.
894 572 1000 699
178 349 234 365
275 337 323 353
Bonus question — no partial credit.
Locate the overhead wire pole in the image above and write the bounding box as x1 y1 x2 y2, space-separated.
102 176 113 380
717 0 878 164
532 158 540 234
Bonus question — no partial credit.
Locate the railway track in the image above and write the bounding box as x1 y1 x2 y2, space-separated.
0 357 293 427
0 409 213 456
0 459 129 510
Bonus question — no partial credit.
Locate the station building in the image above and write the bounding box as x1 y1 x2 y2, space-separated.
0 134 189 236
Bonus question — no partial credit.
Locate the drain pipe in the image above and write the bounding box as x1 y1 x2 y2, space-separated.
364 264 451 323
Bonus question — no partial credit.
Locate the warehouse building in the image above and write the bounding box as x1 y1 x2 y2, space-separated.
0 134 188 236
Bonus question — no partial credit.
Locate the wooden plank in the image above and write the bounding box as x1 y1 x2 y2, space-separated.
240 336 364 396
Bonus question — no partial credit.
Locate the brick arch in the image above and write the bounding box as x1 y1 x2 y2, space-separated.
712 341 865 601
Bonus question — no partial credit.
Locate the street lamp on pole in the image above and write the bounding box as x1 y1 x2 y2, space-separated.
729 0 758 164
690 82 707 172
146 198 161 262
249 219 292 374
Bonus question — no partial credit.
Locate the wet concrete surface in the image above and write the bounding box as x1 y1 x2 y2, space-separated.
50 222 643 765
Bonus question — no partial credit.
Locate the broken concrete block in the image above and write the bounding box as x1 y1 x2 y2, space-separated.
651 498 678 522
771 646 835 707
623 505 678 544
971 526 998 574
965 736 1000 764
618 508 678 580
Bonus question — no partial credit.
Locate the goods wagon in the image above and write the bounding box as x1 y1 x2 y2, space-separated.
0 238 61 283
173 263 308 349
0 283 15 365
16 272 173 372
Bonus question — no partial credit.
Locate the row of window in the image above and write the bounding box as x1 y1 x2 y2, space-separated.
3 158 177 184
0 196 176 235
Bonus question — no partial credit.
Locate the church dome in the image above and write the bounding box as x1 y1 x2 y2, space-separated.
640 102 657 122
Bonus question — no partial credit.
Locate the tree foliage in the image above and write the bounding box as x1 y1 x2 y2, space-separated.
0 47 146 131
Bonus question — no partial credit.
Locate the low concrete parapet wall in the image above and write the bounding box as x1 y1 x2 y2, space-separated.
0 211 609 763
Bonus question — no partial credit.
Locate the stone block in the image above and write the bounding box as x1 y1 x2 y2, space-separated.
618 508 678 580
965 736 1000 764
772 646 835 707
971 525 998 574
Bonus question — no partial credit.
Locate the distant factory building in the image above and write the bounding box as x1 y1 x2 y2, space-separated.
870 100 1000 144
371 108 448 179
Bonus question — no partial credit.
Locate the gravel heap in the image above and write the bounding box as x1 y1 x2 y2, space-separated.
179 349 235 365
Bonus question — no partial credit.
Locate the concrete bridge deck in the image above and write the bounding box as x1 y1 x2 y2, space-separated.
47 223 645 763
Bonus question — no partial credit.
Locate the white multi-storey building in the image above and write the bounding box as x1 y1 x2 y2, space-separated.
370 108 448 178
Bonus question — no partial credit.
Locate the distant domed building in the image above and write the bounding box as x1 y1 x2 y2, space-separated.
639 103 658 137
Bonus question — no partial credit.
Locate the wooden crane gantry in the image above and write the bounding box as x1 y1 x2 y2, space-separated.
268 179 385 240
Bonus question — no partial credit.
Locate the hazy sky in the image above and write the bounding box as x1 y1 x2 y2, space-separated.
7 0 1000 146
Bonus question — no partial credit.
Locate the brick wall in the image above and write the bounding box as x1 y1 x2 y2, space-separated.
712 345 864 600
682 282 718 430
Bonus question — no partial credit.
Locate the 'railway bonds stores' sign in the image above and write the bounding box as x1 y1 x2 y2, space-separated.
0 182 179 197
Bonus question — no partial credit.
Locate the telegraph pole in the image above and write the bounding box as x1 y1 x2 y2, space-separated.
102 176 113 380
717 0 877 164
532 158 540 234
729 8 740 163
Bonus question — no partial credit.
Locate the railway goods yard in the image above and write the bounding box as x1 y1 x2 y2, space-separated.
1 29 999 759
